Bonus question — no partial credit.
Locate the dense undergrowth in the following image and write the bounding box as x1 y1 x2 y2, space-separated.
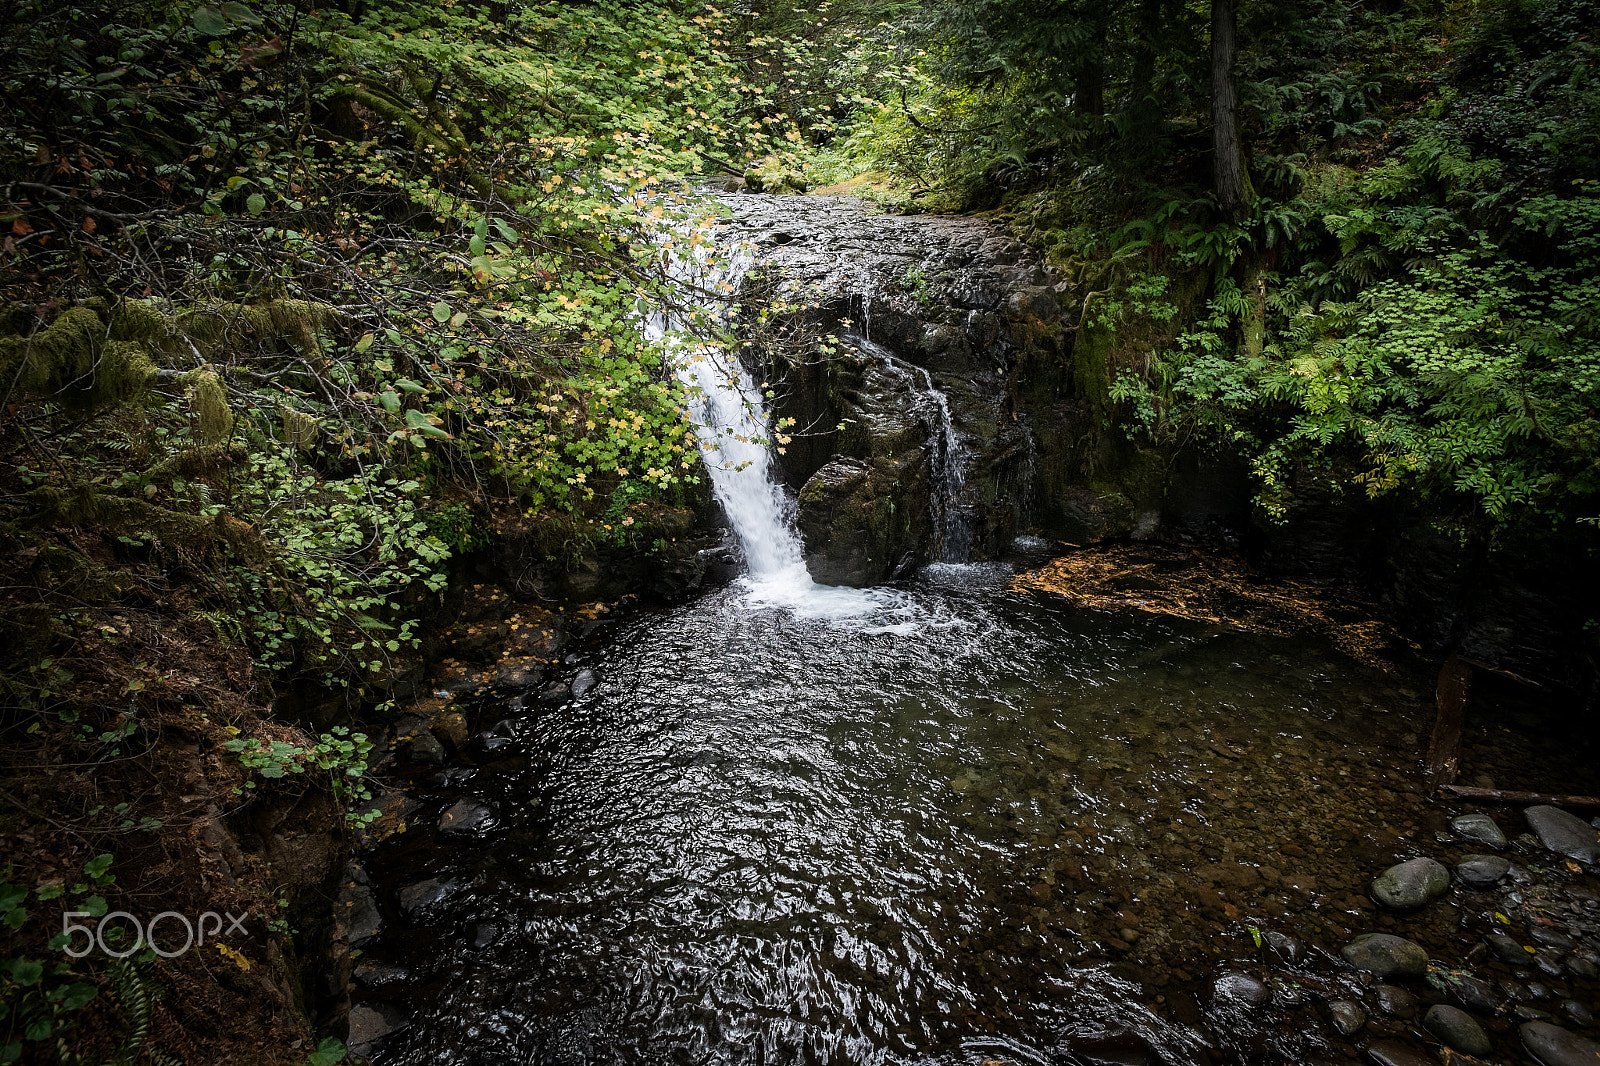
803 0 1600 538
0 1 811 1060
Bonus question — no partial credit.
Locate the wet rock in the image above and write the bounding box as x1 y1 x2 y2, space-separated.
479 719 517 754
1520 1005 1556 1021
427 767 477 789
1371 857 1451 910
403 730 446 767
1453 812 1508 849
1450 974 1505 1014
1342 933 1429 977
470 922 501 949
1424 1004 1493 1056
1458 854 1512 888
1522 1020 1600 1066
1067 1028 1158 1066
1364 1039 1436 1066
1329 1000 1367 1036
1489 933 1534 965
438 800 497 840
1213 972 1271 1006
1373 985 1420 1019
538 681 571 704
1263 930 1304 967
1559 1000 1595 1028
352 959 412 991
1525 806 1600 864
571 668 598 697
796 453 931 587
430 712 469 750
1532 927 1577 951
1567 955 1599 979
340 878 382 947
348 1003 408 1057
494 660 544 691
397 877 459 922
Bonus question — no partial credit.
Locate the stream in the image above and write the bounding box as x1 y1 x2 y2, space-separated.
352 195 1600 1066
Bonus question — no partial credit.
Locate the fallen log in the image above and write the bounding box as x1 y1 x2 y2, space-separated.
1440 784 1600 809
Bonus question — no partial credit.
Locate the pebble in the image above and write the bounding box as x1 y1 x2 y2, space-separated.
1522 1020 1600 1066
1449 974 1504 1014
1263 930 1303 967
1457 853 1512 888
1424 1004 1493 1056
1364 1039 1436 1066
1525 806 1600 864
1373 984 1419 1019
1489 933 1534 965
1452 812 1508 849
1329 1000 1366 1036
1532 927 1578 951
571 667 598 697
1567 955 1599 979
1371 857 1451 910
1342 933 1429 977
1212 972 1271 1007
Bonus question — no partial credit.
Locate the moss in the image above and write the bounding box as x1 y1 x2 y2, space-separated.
179 369 234 445
0 306 157 405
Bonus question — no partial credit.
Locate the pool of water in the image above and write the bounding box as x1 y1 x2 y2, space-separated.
358 544 1543 1065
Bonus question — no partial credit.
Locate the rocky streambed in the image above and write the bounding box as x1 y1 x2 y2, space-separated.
337 541 1600 1066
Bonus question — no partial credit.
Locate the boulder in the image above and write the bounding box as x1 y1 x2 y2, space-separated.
1525 806 1600 864
1522 1021 1600 1066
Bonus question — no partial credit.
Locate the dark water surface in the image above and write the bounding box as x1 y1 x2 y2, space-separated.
362 553 1496 1065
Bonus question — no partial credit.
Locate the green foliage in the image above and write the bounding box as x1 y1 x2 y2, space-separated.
224 725 375 823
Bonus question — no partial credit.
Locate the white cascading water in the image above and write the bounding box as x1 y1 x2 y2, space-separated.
649 227 881 618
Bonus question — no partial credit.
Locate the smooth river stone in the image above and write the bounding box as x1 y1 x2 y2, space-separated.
1342 933 1429 977
1373 984 1419 1018
1453 812 1508 849
1364 1039 1436 1066
1522 1020 1600 1066
1372 857 1451 910
1328 1000 1366 1036
1458 853 1512 888
1425 1004 1493 1056
1525 806 1600 864
1212 972 1271 1007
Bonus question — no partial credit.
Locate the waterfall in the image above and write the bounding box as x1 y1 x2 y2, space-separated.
850 336 973 563
651 226 878 616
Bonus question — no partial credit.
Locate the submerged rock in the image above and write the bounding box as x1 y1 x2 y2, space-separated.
1371 857 1450 910
1525 806 1600 863
571 668 598 697
1452 812 1508 849
348 1003 408 1057
1373 984 1419 1018
397 877 459 922
1522 1020 1600 1066
1425 1004 1493 1056
1342 933 1429 977
438 800 497 840
1363 1039 1436 1066
1457 853 1512 888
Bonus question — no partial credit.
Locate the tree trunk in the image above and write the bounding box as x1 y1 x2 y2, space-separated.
1127 0 1164 144
1210 0 1253 221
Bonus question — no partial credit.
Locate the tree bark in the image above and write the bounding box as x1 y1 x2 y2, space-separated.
1210 0 1253 221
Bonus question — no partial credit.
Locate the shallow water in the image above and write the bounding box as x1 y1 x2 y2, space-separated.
358 547 1525 1066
